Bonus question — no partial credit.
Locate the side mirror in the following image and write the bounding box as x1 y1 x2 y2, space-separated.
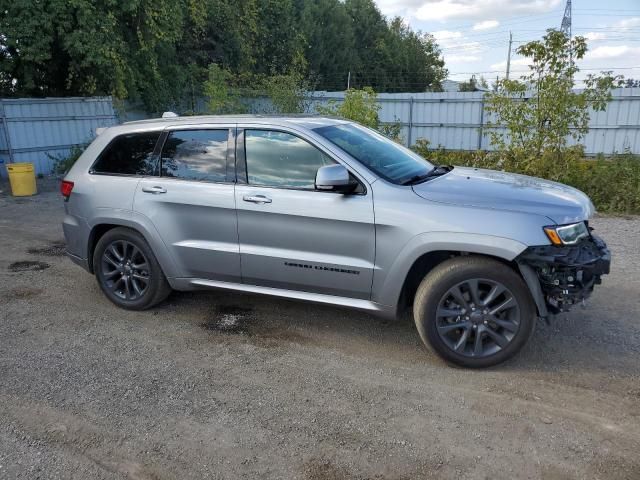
315 164 358 193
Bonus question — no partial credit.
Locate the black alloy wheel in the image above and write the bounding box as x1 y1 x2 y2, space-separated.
93 227 171 310
101 240 151 301
435 278 520 358
413 256 536 368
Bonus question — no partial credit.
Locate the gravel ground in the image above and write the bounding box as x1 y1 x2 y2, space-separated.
0 179 639 480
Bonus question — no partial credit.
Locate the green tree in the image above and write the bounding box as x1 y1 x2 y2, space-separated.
253 0 303 75
259 67 312 114
485 30 622 160
203 64 245 114
0 0 447 111
458 75 488 92
317 87 380 129
0 0 186 110
459 78 478 92
381 18 446 92
297 0 357 90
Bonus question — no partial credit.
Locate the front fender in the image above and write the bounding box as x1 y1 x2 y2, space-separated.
371 231 528 307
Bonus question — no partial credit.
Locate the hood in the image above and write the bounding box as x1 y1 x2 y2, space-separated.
412 167 595 224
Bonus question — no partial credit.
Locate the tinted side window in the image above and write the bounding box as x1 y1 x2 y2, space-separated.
245 130 335 189
161 129 228 182
92 132 160 175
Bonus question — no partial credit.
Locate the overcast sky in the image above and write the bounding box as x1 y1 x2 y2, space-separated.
375 0 640 85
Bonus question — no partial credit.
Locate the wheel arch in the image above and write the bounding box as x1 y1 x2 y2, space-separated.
86 213 179 278
373 232 529 317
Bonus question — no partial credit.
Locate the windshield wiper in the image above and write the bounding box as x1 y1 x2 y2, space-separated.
402 165 453 185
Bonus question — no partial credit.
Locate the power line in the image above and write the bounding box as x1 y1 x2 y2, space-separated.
425 10 565 34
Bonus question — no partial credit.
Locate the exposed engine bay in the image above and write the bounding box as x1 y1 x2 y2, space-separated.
517 234 611 315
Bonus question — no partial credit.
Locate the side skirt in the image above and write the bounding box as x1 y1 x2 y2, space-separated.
169 277 396 319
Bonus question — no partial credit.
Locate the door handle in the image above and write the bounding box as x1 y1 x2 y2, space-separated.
243 195 272 204
142 186 167 194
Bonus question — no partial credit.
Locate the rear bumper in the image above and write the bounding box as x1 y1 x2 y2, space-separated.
66 250 91 273
516 234 610 315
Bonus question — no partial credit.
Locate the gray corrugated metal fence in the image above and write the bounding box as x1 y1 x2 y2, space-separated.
309 88 640 155
0 96 118 177
1 90 637 178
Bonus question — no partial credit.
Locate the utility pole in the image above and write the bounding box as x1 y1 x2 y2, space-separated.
505 31 513 80
347 71 351 90
561 0 572 38
561 0 573 67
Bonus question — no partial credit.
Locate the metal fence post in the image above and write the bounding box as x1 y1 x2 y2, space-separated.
408 96 414 147
0 99 15 164
477 95 485 151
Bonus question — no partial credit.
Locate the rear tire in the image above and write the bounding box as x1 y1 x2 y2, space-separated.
93 227 171 310
413 256 536 368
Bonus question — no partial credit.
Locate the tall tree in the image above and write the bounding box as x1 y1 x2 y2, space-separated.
486 30 622 158
1 0 448 109
297 0 357 90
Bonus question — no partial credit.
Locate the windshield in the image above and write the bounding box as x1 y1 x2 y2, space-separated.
313 123 434 185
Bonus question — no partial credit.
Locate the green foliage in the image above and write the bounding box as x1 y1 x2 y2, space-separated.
466 29 633 213
47 144 87 175
485 30 623 164
259 71 310 114
297 0 358 90
0 0 186 111
458 75 488 92
317 88 380 129
0 0 447 112
203 64 246 114
379 120 404 143
316 88 404 142
203 59 312 115
411 141 640 215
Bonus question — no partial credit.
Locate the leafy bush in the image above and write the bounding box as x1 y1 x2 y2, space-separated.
48 144 87 175
203 61 314 115
203 64 246 114
316 88 404 142
412 140 640 215
485 30 621 160
316 87 380 129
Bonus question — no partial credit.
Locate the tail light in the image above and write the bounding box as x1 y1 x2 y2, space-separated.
60 180 74 200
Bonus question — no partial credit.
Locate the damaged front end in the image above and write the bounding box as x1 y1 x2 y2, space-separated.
516 231 611 317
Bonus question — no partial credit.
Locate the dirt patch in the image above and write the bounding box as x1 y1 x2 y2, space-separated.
27 241 66 257
304 459 357 480
8 261 50 272
0 286 43 306
7 286 43 300
199 304 315 346
201 305 254 334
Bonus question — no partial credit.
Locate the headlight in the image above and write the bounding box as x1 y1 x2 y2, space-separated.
544 222 590 246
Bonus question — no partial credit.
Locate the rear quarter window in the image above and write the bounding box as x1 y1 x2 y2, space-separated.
91 132 161 176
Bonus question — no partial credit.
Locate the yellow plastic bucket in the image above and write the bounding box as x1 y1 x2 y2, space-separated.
6 162 37 197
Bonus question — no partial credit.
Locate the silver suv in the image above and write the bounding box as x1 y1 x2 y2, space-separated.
62 115 610 367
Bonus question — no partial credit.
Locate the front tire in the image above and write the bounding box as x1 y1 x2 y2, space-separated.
413 256 536 368
93 227 171 310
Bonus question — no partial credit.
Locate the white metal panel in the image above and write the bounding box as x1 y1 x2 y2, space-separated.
311 88 639 155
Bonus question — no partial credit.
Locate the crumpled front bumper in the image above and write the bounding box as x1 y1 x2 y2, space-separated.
516 234 611 315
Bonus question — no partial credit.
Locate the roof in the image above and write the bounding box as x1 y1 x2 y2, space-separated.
122 114 350 130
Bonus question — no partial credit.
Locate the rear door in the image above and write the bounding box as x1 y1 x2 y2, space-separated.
134 125 240 281
234 127 375 299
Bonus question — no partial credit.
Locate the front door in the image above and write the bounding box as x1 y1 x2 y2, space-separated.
134 126 241 281
234 128 375 299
